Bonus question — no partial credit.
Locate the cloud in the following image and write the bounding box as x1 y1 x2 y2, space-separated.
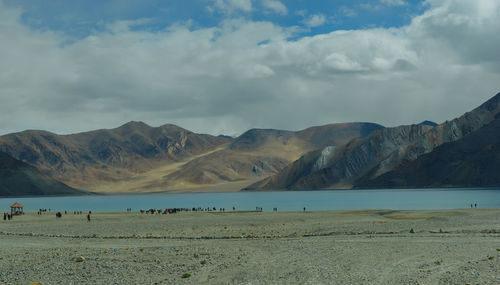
262 0 287 15
339 6 358 17
209 0 253 14
380 0 407 6
0 0 499 137
304 14 326 27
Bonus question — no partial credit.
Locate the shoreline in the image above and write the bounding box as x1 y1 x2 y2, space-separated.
1 185 500 198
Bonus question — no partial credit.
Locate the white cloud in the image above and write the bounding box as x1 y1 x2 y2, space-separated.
262 0 287 15
210 0 253 14
304 14 326 27
380 0 407 6
0 0 500 137
340 6 357 17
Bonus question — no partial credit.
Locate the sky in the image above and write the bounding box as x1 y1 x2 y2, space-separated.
0 0 499 136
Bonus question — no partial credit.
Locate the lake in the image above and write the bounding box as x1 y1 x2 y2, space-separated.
1 188 499 212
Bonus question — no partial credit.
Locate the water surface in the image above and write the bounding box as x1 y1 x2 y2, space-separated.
1 188 499 212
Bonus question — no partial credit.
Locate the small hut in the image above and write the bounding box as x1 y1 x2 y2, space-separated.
10 202 24 216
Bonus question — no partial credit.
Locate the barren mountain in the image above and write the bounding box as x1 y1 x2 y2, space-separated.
0 152 83 197
246 92 500 190
93 123 382 193
356 116 500 188
0 121 382 193
0 121 230 189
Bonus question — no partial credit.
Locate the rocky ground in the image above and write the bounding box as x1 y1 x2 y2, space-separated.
0 209 499 284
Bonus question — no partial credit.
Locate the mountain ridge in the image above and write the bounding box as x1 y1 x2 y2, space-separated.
0 152 84 197
356 117 500 188
0 121 382 193
245 92 500 190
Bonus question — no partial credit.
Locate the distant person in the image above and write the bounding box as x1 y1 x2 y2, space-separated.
303 207 306 212
3 213 6 220
87 214 91 222
475 203 477 208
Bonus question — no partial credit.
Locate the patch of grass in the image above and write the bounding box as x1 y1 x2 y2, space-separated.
488 256 494 260
385 216 430 221
496 248 500 251
181 273 191 278
340 210 379 215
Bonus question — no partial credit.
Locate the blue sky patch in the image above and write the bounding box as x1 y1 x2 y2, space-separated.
4 0 428 38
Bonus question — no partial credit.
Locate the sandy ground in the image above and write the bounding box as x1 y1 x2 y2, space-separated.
0 209 499 284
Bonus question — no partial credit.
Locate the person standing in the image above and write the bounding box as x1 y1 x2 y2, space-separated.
87 213 91 222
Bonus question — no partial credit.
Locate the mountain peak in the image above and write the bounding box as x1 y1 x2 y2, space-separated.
114 121 153 134
479 92 500 112
119 121 151 129
419 120 438 127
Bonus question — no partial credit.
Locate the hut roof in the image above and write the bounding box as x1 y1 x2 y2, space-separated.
10 202 24 208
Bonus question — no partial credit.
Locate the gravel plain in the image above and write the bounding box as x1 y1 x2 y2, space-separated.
0 209 499 284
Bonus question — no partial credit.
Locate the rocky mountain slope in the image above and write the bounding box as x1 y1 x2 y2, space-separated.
0 121 382 193
0 121 230 189
356 116 500 188
93 122 383 193
246 92 500 190
0 152 83 197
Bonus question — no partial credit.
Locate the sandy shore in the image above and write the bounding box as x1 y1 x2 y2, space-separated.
0 209 499 284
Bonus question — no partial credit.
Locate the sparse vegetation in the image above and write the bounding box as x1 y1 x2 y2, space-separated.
181 273 191 278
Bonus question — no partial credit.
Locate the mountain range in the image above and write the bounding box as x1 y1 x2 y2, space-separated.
0 120 382 196
1 92 499 196
246 92 500 190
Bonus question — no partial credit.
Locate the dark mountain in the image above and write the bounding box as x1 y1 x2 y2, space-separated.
419 121 438 127
246 92 500 190
0 152 83 197
356 118 500 188
244 123 432 190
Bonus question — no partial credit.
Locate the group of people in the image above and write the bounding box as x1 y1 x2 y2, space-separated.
140 208 187 214
138 206 241 215
3 212 13 220
52 210 91 221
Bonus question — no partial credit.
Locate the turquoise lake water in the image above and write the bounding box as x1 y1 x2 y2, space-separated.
1 188 499 212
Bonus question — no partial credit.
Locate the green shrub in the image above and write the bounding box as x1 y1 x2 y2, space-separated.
182 273 191 278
